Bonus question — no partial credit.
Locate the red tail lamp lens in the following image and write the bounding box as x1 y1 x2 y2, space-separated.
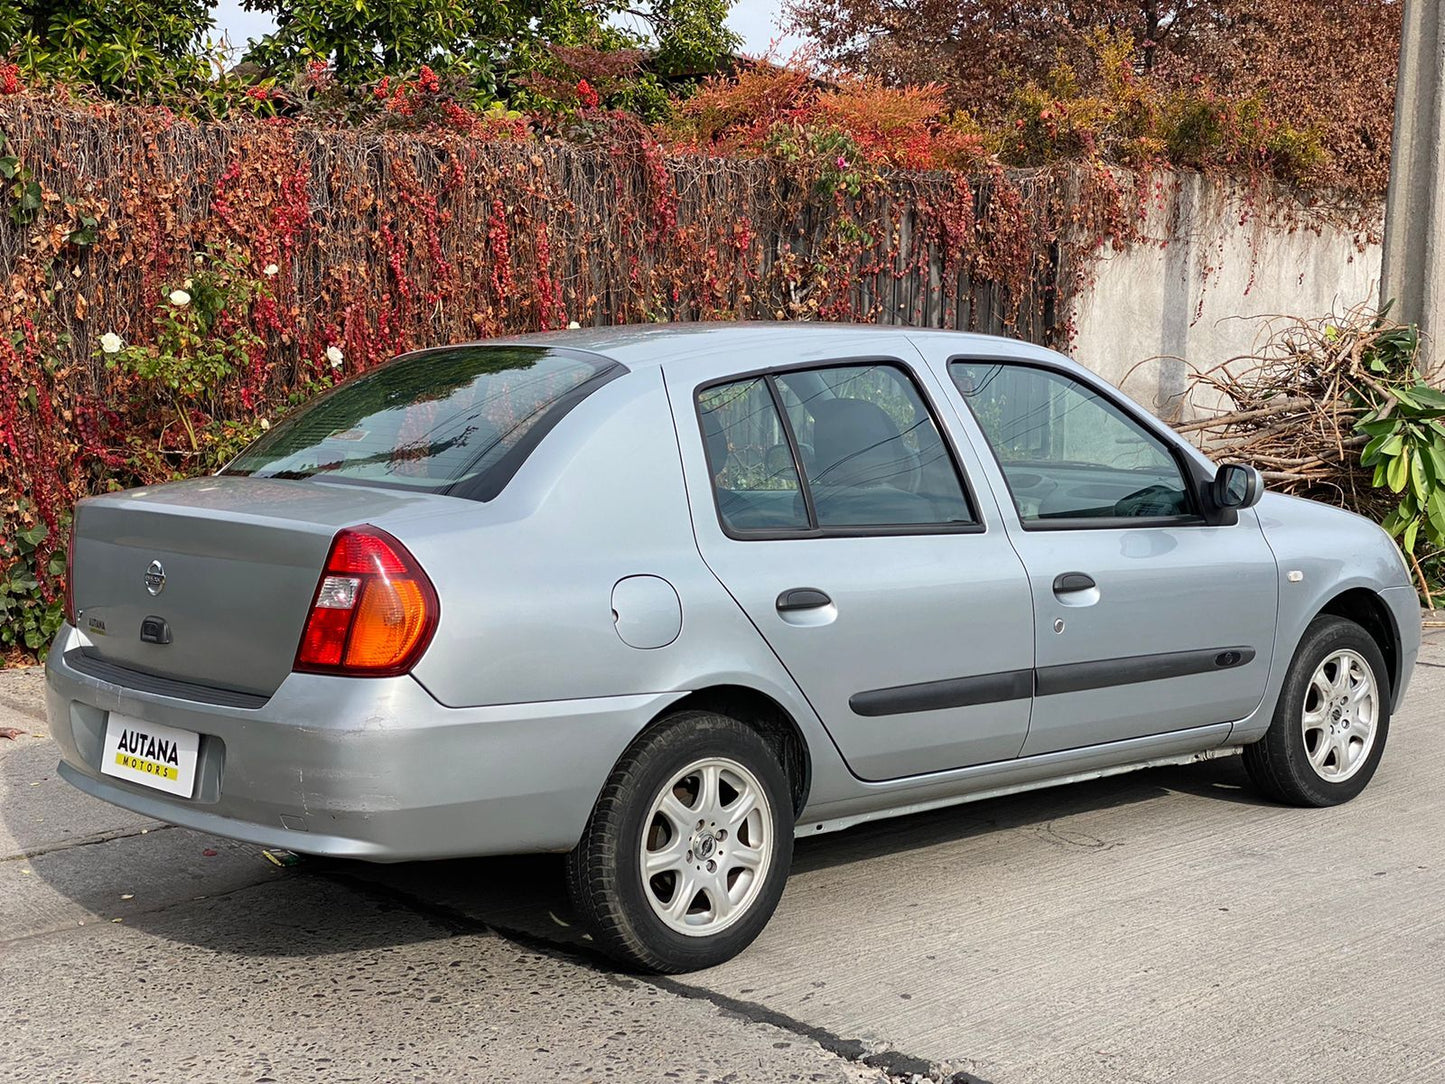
294 526 438 676
325 530 409 575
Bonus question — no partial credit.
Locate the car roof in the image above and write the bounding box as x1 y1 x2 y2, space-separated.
403 321 1073 379
450 322 1215 471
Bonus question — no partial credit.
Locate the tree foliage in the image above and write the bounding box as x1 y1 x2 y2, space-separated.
786 0 1404 193
676 33 1334 193
0 0 217 96
647 0 740 76
240 0 740 100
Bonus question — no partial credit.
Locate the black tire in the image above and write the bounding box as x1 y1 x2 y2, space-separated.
566 710 794 973
1243 615 1391 807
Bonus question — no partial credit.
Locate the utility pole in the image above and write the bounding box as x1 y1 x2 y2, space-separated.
1382 0 1445 357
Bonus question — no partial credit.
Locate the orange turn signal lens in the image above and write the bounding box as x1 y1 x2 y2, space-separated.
344 577 429 670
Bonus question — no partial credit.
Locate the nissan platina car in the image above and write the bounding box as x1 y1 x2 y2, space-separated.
47 323 1419 972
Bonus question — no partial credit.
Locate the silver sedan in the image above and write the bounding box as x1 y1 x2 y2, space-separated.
46 323 1419 971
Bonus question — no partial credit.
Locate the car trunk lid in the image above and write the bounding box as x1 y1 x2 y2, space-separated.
69 476 444 697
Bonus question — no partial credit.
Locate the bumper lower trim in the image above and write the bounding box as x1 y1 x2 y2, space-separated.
64 650 271 710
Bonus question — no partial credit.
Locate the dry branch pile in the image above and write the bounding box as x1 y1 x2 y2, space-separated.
1173 305 1433 525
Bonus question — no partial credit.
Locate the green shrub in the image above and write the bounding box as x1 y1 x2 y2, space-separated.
0 508 66 659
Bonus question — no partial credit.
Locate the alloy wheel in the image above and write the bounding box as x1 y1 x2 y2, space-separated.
1300 648 1379 784
638 757 773 937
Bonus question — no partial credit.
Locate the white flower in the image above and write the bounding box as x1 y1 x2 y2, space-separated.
182 278 193 290
194 254 205 265
263 263 279 277
326 345 344 369
567 320 581 329
169 289 191 307
99 332 123 354
259 418 271 431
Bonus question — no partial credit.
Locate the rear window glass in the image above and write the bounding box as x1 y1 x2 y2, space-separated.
223 346 617 499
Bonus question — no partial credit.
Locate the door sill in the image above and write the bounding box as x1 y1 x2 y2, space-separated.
798 726 1240 838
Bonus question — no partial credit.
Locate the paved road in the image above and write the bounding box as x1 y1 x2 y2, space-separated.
3 631 1444 1084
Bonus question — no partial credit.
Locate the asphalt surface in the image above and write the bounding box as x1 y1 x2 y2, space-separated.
3 629 1444 1084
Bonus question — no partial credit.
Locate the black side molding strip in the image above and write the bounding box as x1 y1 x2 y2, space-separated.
848 646 1256 717
1035 646 1256 697
849 669 1034 717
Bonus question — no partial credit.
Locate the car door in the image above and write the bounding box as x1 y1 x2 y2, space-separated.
665 348 1036 782
941 355 1280 756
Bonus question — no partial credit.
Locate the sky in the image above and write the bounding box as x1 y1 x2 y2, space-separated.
209 0 809 64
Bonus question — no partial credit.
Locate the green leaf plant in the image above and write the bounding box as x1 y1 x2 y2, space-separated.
1355 318 1445 602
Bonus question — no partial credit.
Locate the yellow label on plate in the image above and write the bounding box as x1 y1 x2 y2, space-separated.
113 751 179 781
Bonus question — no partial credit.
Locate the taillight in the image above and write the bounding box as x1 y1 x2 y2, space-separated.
294 526 439 676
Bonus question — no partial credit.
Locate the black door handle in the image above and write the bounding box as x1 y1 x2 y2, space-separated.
1052 572 1096 593
776 588 832 612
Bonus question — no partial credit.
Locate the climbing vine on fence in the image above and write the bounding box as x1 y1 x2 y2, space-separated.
7 58 1360 658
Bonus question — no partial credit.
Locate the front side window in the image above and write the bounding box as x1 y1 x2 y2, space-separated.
224 346 616 499
697 362 975 534
951 361 1195 525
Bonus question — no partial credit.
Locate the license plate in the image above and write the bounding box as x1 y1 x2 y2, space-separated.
100 713 200 798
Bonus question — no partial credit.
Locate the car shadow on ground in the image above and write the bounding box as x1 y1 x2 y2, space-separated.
789 752 1270 877
11 750 1272 961
321 753 1271 958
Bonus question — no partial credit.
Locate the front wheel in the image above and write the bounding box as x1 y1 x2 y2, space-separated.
1243 615 1391 807
566 710 794 972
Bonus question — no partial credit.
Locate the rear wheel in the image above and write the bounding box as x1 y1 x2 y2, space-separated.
566 710 793 973
1243 615 1390 806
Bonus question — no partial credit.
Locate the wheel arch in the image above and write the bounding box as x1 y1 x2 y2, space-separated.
1317 587 1402 702
641 685 813 819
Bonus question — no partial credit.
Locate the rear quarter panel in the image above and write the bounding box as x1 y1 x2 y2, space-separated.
388 367 854 797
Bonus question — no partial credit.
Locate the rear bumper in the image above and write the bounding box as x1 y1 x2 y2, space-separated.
44 625 673 861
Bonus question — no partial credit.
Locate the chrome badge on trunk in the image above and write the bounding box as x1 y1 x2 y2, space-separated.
144 559 166 596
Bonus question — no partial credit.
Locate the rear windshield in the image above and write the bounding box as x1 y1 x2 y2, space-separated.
223 346 619 500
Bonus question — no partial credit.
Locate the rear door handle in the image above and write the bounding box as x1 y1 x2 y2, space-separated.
1052 572 1096 594
776 588 832 612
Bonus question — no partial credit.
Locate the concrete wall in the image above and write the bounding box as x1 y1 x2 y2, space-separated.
1068 171 1383 420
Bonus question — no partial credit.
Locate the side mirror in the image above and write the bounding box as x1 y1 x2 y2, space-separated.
1212 463 1263 510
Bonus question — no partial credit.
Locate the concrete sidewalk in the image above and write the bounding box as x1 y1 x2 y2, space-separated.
4 632 1444 1083
0 670 890 1084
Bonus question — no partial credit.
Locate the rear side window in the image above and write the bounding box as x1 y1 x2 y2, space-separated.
224 346 620 500
696 378 811 532
774 366 973 528
697 362 975 535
